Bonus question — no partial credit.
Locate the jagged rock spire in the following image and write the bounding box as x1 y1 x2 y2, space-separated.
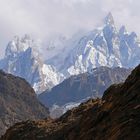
119 26 126 33
104 12 114 25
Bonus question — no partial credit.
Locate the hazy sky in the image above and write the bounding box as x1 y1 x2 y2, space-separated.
0 0 140 57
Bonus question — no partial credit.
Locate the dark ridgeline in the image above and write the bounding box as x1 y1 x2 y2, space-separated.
2 64 140 140
39 66 131 107
0 70 49 136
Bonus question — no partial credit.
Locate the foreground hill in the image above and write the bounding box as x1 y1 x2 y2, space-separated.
2 65 140 140
39 67 131 107
0 70 49 136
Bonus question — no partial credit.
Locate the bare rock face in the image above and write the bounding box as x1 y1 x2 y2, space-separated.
39 66 131 107
2 65 140 140
0 70 49 136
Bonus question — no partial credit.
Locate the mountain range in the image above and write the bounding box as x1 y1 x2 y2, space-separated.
0 13 140 94
0 12 140 140
47 13 140 76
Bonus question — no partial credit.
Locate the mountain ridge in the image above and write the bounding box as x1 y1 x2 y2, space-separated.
0 35 63 94
39 66 131 108
2 64 140 140
47 13 140 76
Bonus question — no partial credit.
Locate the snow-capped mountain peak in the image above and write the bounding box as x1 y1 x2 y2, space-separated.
5 35 35 58
104 12 115 26
119 26 128 35
46 13 140 77
0 35 64 94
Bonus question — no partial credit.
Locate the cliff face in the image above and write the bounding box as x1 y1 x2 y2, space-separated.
0 70 49 136
39 67 131 107
1 65 140 140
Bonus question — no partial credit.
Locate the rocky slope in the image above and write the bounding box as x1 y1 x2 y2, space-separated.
47 13 140 76
2 64 140 140
0 35 63 94
39 67 131 107
0 70 49 136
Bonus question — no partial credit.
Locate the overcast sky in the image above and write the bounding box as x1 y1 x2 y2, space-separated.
0 0 140 57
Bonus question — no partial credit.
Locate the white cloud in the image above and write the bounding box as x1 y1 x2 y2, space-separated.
0 0 140 57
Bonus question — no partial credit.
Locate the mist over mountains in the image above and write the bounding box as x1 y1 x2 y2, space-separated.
0 13 140 94
0 7 140 139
